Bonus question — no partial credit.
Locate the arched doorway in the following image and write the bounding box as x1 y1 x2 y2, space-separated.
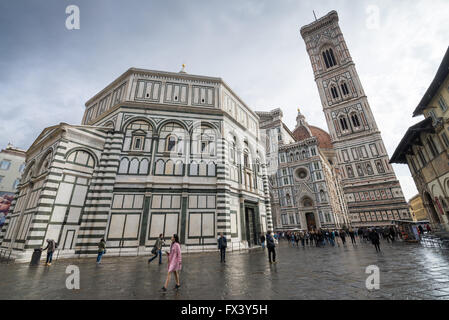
305 212 316 231
424 192 441 225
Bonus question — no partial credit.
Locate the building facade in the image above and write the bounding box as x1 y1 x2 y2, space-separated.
408 195 428 222
0 67 273 261
257 108 350 231
300 11 411 227
391 47 449 231
0 144 26 228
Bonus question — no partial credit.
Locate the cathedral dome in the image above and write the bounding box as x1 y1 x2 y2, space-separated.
292 125 333 149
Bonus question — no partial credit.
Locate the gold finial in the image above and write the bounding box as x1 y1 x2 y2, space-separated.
297 107 301 113
179 64 186 73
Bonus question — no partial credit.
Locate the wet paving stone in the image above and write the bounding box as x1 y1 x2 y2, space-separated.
1 239 449 299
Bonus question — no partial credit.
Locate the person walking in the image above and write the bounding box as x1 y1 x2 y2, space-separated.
349 229 356 244
426 224 432 233
369 229 381 252
42 239 57 266
266 231 276 263
383 228 390 243
218 233 227 263
300 231 305 247
260 233 266 249
97 238 106 264
161 234 182 292
363 228 370 243
340 230 347 245
389 226 396 242
149 233 164 264
305 231 310 246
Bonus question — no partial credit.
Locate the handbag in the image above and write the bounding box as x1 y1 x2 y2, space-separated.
151 247 157 255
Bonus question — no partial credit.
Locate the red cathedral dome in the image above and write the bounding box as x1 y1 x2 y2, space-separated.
292 125 333 149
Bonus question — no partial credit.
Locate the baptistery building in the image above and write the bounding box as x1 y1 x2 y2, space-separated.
0 67 273 261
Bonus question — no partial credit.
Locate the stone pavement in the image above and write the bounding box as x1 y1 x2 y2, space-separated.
1 239 449 300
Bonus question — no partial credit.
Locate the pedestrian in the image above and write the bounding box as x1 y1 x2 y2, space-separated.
340 230 346 245
218 232 227 263
369 229 381 252
426 224 432 233
300 231 305 247
42 239 57 266
329 230 335 246
161 234 182 292
294 233 300 247
149 233 164 264
305 231 309 246
266 231 276 263
97 238 106 264
418 225 424 236
260 233 266 249
363 228 369 242
383 227 390 243
389 226 396 242
349 229 356 244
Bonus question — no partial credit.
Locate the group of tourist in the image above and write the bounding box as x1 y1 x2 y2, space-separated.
81 223 434 293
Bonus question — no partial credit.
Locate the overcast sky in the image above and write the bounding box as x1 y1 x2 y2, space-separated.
1 0 448 201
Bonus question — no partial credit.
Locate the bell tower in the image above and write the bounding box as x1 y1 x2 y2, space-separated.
300 11 410 226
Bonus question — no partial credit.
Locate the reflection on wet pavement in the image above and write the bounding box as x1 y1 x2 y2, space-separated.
1 239 449 299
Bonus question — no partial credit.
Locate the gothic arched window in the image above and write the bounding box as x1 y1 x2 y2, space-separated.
322 48 337 69
339 117 349 131
330 85 339 99
341 82 350 95
351 113 361 128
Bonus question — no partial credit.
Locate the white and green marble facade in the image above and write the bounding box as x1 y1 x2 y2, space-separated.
0 68 273 262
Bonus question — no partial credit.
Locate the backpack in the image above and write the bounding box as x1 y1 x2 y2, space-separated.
221 237 227 248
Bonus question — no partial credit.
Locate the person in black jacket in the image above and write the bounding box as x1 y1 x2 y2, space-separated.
369 229 381 252
218 233 227 263
340 230 347 245
266 231 276 263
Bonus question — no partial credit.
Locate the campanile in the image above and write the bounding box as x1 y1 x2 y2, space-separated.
300 11 410 226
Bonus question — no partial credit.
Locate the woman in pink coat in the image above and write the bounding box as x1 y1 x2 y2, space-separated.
162 234 182 291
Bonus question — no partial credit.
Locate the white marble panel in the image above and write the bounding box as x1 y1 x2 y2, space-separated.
123 214 140 238
149 214 164 238
202 213 214 237
108 215 125 238
189 213 201 237
50 205 67 223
